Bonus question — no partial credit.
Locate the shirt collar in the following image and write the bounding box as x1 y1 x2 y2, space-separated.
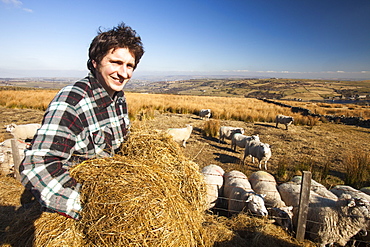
88 73 124 108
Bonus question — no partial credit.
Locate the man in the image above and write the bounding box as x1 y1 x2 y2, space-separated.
19 23 144 220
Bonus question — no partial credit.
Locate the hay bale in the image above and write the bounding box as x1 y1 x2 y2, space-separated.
69 130 208 246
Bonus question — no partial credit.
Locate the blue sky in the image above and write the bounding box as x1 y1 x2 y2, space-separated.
1 0 369 80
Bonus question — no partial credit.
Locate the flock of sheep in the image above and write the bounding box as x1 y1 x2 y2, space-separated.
201 165 370 247
1 109 369 246
166 109 370 246
166 109 294 171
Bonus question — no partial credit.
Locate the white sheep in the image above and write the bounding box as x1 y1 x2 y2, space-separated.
199 109 211 120
166 124 193 147
223 170 268 216
249 171 293 231
201 164 225 210
330 185 370 202
275 115 294 130
278 181 369 246
219 126 244 143
5 123 41 140
307 194 369 247
291 176 338 200
243 140 272 170
330 184 370 243
231 133 259 152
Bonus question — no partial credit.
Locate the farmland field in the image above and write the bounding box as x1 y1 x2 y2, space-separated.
0 83 369 246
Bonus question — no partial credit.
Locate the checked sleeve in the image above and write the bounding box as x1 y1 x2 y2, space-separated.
20 100 84 219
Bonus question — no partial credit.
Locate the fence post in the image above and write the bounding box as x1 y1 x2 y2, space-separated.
11 139 21 182
295 171 312 241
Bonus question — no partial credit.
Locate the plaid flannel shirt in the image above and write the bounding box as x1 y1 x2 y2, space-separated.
19 73 130 219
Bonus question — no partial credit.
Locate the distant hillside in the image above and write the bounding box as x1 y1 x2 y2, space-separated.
126 78 370 102
2 77 369 102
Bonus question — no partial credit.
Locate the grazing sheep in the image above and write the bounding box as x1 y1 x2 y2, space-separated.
201 164 225 210
199 109 211 120
279 181 369 246
249 171 293 231
5 123 41 140
231 134 260 151
166 124 193 147
223 170 268 216
219 126 244 143
243 140 271 170
276 115 294 130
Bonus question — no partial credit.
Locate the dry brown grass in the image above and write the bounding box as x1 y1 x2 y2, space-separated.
2 89 367 127
0 90 315 126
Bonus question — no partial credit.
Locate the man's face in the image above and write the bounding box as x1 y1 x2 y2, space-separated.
92 47 135 97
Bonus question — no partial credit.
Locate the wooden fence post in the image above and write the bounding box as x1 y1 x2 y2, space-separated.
295 171 312 241
11 139 21 182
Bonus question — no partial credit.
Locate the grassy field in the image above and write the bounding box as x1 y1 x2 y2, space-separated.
0 88 369 189
0 84 369 246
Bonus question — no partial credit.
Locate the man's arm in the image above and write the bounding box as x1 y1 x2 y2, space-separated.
20 101 84 219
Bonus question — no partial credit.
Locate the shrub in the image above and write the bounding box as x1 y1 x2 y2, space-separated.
344 150 370 188
203 119 220 138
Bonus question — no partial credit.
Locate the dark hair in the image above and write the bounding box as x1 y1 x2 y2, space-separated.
87 22 144 74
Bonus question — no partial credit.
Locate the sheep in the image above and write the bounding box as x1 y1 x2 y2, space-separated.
200 164 225 210
277 181 302 209
219 126 244 143
0 138 29 150
230 133 260 152
291 175 338 201
330 185 370 202
5 123 41 140
306 195 369 247
166 124 193 147
243 140 271 170
330 185 370 243
275 115 294 130
199 109 211 120
223 170 268 216
278 181 369 246
249 171 293 231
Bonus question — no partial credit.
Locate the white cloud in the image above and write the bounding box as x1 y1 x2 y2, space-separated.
1 0 33 12
23 7 32 12
1 0 22 7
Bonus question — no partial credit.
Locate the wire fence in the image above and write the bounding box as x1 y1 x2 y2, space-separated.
202 169 370 246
